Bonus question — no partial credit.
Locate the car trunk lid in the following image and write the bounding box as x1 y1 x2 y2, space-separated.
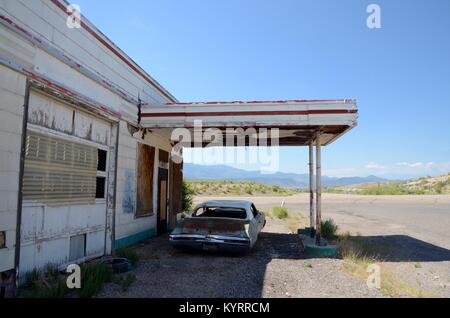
178 217 248 237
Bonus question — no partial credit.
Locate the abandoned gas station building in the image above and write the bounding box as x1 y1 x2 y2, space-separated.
0 0 358 287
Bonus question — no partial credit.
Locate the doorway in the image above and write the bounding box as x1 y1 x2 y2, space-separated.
157 167 168 235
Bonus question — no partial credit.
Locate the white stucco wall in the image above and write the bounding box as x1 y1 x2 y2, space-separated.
0 0 177 274
0 65 26 273
115 120 173 247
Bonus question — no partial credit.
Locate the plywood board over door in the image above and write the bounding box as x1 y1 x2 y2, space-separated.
169 161 183 230
136 144 155 217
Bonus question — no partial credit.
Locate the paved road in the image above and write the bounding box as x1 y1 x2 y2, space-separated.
195 194 450 296
195 194 450 250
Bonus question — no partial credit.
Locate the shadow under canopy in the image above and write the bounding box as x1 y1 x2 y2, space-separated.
133 231 450 298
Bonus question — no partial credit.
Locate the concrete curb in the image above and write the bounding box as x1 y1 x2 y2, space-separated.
298 230 337 257
303 242 337 257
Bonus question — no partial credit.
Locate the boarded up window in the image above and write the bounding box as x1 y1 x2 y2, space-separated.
136 144 155 217
159 150 169 163
0 231 5 249
23 132 97 206
69 234 86 261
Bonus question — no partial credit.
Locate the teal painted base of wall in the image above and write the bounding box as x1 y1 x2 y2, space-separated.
115 228 156 249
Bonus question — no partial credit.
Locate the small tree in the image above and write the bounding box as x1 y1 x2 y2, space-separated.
182 180 195 212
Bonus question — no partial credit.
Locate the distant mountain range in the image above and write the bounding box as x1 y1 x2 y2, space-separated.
184 164 389 188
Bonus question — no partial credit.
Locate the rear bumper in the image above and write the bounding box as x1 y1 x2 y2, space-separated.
169 234 251 253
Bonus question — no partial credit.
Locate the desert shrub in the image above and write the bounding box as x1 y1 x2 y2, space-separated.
21 265 68 298
320 218 338 240
21 261 134 298
182 180 195 212
25 268 41 288
79 262 112 298
271 206 289 219
435 181 446 194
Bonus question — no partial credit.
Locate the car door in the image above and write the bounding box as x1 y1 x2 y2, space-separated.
250 204 264 234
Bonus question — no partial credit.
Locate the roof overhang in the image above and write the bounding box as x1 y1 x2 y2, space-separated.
140 99 358 147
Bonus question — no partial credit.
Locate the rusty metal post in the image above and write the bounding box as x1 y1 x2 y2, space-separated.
309 139 315 238
315 133 322 245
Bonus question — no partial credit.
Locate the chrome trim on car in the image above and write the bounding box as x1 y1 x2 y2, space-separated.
169 234 250 244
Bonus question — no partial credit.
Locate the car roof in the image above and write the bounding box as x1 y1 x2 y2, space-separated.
196 200 252 210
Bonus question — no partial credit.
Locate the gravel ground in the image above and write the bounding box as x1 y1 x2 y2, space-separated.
194 194 450 297
99 194 450 298
98 220 382 298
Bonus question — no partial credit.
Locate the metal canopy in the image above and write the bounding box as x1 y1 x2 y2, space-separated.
140 98 358 246
140 99 358 147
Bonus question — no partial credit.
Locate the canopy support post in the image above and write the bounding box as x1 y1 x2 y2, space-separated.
315 133 322 245
309 139 315 238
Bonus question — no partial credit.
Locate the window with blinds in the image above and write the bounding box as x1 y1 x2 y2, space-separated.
23 132 98 206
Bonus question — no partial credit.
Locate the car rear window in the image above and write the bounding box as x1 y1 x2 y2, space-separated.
193 207 247 219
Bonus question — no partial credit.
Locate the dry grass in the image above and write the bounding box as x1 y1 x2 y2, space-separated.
20 262 113 298
270 206 289 219
337 233 439 298
286 214 308 234
19 260 139 298
265 207 307 234
187 180 299 196
326 173 450 195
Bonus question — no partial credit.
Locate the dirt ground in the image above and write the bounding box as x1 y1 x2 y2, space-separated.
98 220 382 298
99 194 450 298
197 194 450 297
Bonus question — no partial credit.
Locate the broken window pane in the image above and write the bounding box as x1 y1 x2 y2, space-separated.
96 177 106 199
97 149 107 172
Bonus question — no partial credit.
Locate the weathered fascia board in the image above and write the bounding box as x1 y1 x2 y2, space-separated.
140 100 358 129
140 115 358 129
143 100 357 114
0 14 140 124
0 52 122 123
0 14 138 106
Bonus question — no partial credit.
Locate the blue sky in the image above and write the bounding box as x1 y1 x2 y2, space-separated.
75 0 450 178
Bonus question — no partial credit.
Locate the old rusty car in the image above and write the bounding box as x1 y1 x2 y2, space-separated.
169 200 266 253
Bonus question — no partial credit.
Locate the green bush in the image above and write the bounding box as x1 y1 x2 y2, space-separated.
435 181 446 194
21 261 133 298
79 262 112 298
21 265 69 298
25 268 41 287
182 180 195 212
271 206 289 219
320 218 339 240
